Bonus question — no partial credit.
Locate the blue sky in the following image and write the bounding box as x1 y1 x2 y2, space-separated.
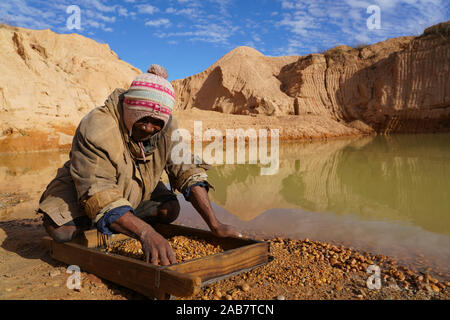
1 0 449 80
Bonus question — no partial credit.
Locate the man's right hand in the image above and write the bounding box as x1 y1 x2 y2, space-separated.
139 228 177 266
109 211 177 266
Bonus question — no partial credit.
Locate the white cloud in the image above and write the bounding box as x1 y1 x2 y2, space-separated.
278 13 318 36
137 4 159 15
118 7 129 17
158 23 238 44
145 18 171 28
165 7 199 18
91 0 116 12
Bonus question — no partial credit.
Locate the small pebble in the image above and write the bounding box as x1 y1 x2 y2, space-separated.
276 295 285 300
431 285 440 293
49 270 61 277
241 283 250 292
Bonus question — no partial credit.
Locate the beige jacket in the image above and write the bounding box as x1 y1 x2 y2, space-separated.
39 88 208 226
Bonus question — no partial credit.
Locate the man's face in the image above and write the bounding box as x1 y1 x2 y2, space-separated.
132 116 164 142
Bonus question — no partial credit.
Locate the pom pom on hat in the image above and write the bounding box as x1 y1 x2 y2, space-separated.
147 64 169 79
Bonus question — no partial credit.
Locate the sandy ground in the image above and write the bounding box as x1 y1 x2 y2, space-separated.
174 109 374 142
0 191 448 300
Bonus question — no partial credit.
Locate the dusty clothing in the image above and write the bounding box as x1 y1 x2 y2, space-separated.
39 88 209 226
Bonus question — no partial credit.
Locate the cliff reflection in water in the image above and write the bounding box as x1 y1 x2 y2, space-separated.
206 134 450 236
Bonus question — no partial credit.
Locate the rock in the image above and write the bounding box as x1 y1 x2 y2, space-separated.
276 295 285 300
431 285 440 293
49 270 61 277
241 283 250 292
429 277 438 284
225 295 232 300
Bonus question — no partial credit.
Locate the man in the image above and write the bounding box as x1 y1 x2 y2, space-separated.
39 64 241 266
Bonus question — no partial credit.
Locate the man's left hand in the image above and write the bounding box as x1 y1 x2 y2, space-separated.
211 223 242 238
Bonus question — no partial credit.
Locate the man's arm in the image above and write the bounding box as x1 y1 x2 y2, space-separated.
188 185 242 238
109 212 177 266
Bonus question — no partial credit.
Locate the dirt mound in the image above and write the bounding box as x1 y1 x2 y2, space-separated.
173 46 297 115
0 24 140 152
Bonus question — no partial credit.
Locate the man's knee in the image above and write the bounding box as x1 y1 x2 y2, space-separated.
157 200 180 224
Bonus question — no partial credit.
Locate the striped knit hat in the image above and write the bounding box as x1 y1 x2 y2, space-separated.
123 64 175 137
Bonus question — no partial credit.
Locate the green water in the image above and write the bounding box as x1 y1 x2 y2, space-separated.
207 134 450 235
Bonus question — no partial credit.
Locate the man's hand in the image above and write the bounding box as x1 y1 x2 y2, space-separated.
188 185 242 238
211 222 242 238
109 211 177 266
139 228 177 266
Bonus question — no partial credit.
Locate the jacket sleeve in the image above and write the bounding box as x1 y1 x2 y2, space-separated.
165 156 211 195
163 117 212 195
70 115 132 221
